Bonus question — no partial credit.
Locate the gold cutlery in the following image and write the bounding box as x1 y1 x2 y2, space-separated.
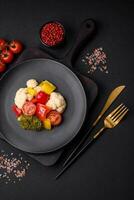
56 103 129 179
63 85 126 167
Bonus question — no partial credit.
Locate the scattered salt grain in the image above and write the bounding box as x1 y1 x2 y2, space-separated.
82 47 108 74
0 150 30 184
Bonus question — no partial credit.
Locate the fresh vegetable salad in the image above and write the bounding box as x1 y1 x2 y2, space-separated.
12 79 66 131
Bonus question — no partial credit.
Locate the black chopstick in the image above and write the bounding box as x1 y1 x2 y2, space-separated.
63 126 94 167
55 137 95 179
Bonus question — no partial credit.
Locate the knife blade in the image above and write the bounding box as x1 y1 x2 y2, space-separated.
92 85 126 126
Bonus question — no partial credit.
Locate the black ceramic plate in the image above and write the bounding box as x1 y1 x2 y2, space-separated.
0 58 87 153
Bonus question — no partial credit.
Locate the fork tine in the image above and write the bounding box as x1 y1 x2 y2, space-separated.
109 103 123 118
113 106 127 121
114 108 129 123
112 106 127 121
111 104 126 119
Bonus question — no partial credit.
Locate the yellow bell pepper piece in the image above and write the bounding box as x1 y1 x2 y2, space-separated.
27 88 37 96
43 119 51 130
41 80 56 94
39 81 45 87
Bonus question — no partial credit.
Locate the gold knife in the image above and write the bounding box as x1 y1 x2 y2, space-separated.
62 85 126 167
92 85 126 126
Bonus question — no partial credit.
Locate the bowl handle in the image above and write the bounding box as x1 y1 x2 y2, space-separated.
61 19 96 67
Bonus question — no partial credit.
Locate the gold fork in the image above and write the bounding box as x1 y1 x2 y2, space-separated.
55 103 129 179
93 103 129 139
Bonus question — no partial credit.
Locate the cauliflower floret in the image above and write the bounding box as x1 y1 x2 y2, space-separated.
26 79 38 88
34 86 42 93
18 88 27 93
46 92 66 113
14 88 27 109
57 105 66 113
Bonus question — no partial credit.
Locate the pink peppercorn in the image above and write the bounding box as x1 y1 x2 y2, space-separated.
40 22 65 47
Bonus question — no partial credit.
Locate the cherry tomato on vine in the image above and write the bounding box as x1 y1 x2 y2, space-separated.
0 39 7 50
1 49 14 63
9 40 23 54
0 60 6 73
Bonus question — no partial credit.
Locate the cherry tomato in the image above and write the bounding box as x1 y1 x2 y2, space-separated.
36 103 51 121
1 49 14 63
0 39 7 50
22 102 36 116
12 104 22 117
9 40 23 54
36 91 49 104
0 60 6 73
47 111 62 126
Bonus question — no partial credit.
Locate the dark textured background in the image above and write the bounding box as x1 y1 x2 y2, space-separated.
0 0 134 199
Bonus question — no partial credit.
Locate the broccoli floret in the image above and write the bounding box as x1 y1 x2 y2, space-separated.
18 115 43 131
